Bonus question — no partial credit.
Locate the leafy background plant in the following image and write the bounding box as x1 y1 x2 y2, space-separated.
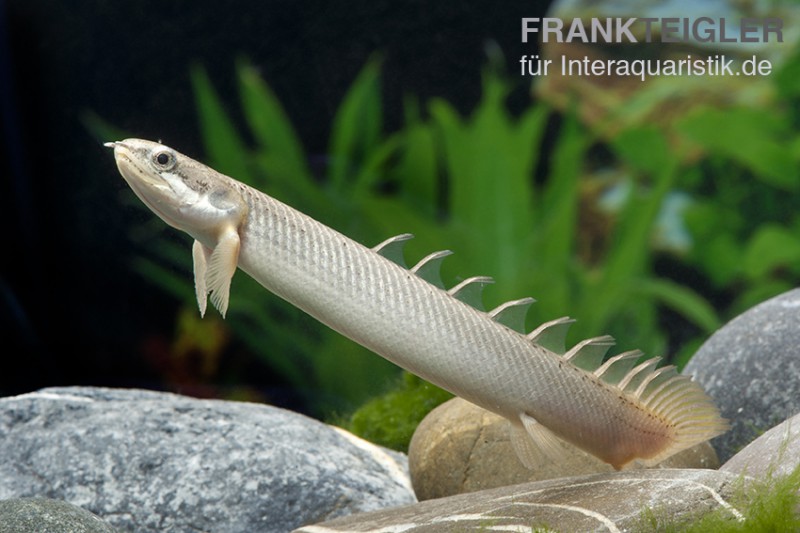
89 49 800 450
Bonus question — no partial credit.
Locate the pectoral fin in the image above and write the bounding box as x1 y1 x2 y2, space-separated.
191 225 240 318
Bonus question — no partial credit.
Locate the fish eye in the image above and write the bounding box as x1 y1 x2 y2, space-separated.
152 149 176 170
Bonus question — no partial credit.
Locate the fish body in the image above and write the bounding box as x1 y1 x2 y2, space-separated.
107 138 727 469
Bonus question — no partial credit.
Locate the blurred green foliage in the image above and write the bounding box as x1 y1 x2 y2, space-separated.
676 101 800 321
91 51 800 449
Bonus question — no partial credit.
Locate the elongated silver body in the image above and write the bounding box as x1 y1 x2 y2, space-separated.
107 139 728 469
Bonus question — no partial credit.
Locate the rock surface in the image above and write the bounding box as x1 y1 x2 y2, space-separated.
685 288 800 462
0 498 118 533
295 469 747 532
0 387 415 533
409 397 720 500
722 411 800 479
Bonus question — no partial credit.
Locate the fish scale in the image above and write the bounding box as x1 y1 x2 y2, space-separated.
107 138 729 470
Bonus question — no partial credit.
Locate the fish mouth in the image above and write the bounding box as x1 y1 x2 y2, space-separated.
106 140 183 229
106 141 171 193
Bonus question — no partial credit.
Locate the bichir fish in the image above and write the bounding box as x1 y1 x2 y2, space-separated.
106 138 728 470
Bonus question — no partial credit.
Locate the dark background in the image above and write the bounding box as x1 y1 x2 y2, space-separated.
1 1 550 400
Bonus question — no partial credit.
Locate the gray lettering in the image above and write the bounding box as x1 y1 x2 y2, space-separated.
719 18 737 42
661 18 680 42
566 19 588 42
591 18 613 43
543 18 564 43
764 18 783 42
521 18 540 43
739 18 758 43
694 17 715 42
638 18 657 42
616 17 637 43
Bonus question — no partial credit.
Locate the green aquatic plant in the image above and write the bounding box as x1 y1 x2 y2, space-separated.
675 102 800 319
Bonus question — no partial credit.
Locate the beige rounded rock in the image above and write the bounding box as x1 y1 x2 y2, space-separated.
409 397 720 500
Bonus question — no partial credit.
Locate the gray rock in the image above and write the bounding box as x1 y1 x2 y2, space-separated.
722 411 800 479
0 498 118 533
0 387 415 532
295 469 747 532
685 289 800 461
409 397 720 500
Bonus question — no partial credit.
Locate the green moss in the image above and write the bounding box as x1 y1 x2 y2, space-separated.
344 372 453 452
638 464 800 532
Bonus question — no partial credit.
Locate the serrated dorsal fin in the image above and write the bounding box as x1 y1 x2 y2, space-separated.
372 233 414 267
617 357 660 394
643 375 697 413
633 365 678 400
593 349 643 385
489 297 536 332
410 250 453 288
562 335 615 370
526 316 575 354
448 276 494 310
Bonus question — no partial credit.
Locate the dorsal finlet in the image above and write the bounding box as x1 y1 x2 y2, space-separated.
489 297 536 333
372 233 414 267
640 372 684 406
617 358 661 393
526 316 575 354
448 276 494 310
633 365 677 400
593 349 643 385
644 377 697 413
562 335 615 371
410 250 453 288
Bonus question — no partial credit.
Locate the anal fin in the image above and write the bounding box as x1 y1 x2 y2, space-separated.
509 413 569 469
192 240 210 317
